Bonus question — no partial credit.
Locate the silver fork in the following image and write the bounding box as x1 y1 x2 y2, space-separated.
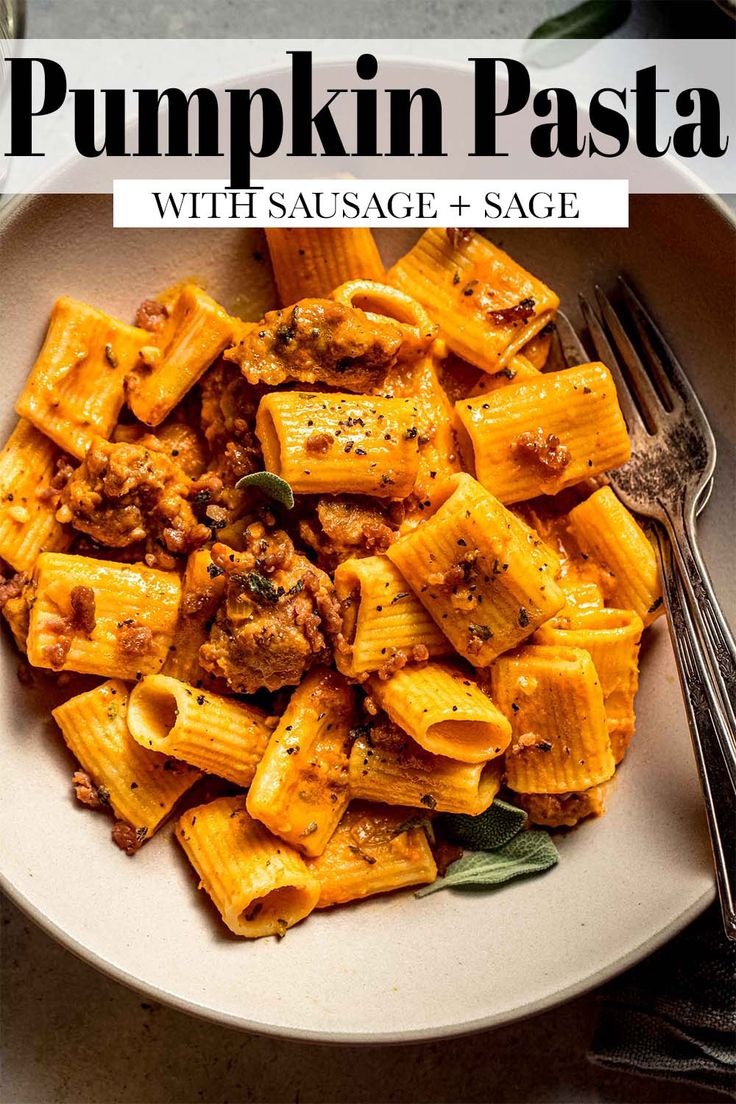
562 285 736 938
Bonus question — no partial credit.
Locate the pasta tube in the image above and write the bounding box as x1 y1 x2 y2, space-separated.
2 593 29 652
377 349 463 514
0 419 72 571
387 473 565 665
387 229 559 372
567 487 662 626
334 555 451 678
26 553 181 678
52 679 201 838
520 328 554 370
455 363 631 504
535 606 643 763
127 674 271 787
368 662 511 764
266 228 384 304
15 296 149 459
256 391 421 497
246 668 354 857
161 549 227 687
331 280 438 359
492 644 615 794
468 354 540 397
306 802 437 908
517 785 606 828
126 285 236 426
350 726 503 814
177 796 320 938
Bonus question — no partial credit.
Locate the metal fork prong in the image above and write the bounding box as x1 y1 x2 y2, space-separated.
617 279 715 446
578 293 647 442
616 278 682 412
593 285 667 434
554 310 588 368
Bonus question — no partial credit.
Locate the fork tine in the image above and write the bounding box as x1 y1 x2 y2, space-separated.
554 310 588 368
578 293 647 441
616 278 681 412
594 285 665 433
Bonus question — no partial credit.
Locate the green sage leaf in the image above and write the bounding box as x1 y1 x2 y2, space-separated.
416 830 558 897
529 0 631 39
234 471 295 509
435 798 527 852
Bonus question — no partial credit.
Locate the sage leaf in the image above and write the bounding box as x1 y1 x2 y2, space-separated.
235 471 295 509
529 0 631 39
416 830 558 897
435 798 527 852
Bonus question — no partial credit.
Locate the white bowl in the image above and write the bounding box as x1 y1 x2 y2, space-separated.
0 193 733 1042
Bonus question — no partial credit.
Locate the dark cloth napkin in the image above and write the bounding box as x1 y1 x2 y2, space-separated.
589 903 736 1097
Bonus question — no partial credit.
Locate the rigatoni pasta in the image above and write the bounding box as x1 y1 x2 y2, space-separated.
349 724 503 814
26 553 181 678
367 662 511 764
535 606 643 763
492 645 616 794
52 679 201 842
456 363 631 503
306 802 437 907
246 668 354 856
0 419 72 571
387 228 559 372
126 285 236 426
16 296 149 459
126 674 271 787
2 227 663 940
333 555 451 677
256 391 421 497
387 473 565 665
266 228 384 304
567 486 662 626
177 796 321 938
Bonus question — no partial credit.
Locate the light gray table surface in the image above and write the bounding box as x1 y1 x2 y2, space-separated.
2 2 734 1102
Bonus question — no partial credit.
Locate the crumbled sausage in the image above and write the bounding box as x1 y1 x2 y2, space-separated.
199 527 341 694
224 299 403 392
59 437 211 555
297 496 401 572
35 455 76 503
375 643 429 681
199 360 264 490
43 639 72 670
72 770 106 808
112 820 146 855
0 570 28 609
488 298 536 326
446 228 473 249
517 787 606 828
135 298 169 332
117 624 153 657
305 430 334 455
513 429 571 474
70 585 96 635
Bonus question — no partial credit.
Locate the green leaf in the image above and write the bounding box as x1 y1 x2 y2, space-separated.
529 0 631 40
435 798 527 852
234 471 294 509
416 830 558 897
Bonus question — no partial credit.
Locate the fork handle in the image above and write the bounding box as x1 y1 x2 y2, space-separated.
664 501 736 742
653 525 736 940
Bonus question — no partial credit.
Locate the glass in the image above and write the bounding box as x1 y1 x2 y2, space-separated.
0 0 26 39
